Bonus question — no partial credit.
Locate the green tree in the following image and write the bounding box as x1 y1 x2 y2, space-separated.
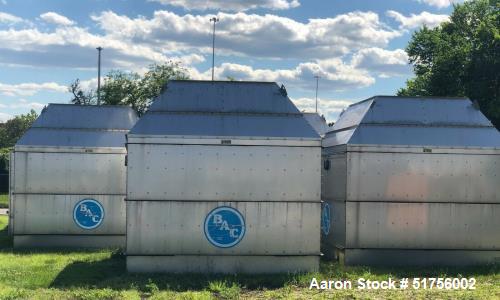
0 109 38 148
69 79 96 105
399 0 500 128
0 109 38 173
72 62 189 115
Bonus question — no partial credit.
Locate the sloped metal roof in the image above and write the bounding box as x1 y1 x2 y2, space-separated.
303 113 329 137
324 96 500 148
130 80 319 139
17 104 138 148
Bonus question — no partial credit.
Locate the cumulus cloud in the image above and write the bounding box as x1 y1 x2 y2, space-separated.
0 12 24 24
150 0 300 11
292 97 354 121
91 10 401 59
416 0 463 9
0 112 12 122
0 82 67 97
40 12 75 26
187 60 375 91
351 47 410 77
387 10 449 29
3 98 46 110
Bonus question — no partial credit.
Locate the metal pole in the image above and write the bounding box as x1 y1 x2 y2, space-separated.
96 47 103 105
210 17 219 81
314 75 320 113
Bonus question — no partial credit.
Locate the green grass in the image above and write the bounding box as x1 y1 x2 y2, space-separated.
0 194 8 209
0 215 498 299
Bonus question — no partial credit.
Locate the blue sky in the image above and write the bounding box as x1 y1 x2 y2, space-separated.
0 0 458 122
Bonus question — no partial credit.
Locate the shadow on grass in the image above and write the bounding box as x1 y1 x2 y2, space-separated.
0 225 12 250
49 254 500 293
49 252 299 292
320 260 500 279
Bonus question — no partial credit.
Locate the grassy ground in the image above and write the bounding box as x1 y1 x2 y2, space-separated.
0 194 8 208
0 216 498 299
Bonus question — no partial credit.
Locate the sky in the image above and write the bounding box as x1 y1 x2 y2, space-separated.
0 0 460 122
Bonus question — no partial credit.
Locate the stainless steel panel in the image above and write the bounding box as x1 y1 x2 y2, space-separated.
343 249 500 266
8 152 14 236
331 99 373 131
127 144 320 202
126 201 320 255
129 114 319 139
17 104 137 148
14 152 126 195
31 104 138 130
148 81 300 114
13 194 125 235
322 153 346 201
303 113 329 137
18 129 129 148
14 235 125 249
321 200 346 259
324 96 500 148
127 255 319 274
362 97 492 127
345 202 500 249
347 152 500 203
127 136 319 147
349 125 500 148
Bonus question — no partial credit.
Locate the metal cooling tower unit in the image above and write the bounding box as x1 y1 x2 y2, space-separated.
321 96 500 266
126 80 321 273
9 104 138 248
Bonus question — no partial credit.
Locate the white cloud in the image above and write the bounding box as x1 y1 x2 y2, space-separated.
4 98 46 110
0 82 67 97
292 97 354 121
189 60 374 91
387 10 449 29
149 0 300 11
0 9 402 75
91 10 401 60
416 0 463 9
0 12 23 24
40 12 75 26
0 112 12 122
351 47 410 77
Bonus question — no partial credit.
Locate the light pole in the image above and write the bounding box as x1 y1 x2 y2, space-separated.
314 75 320 113
96 47 103 105
209 17 219 81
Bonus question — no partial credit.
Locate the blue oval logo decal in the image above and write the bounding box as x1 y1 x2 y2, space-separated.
73 199 104 230
204 206 245 248
321 202 331 235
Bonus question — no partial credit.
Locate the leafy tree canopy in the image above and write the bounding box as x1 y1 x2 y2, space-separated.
398 0 500 128
0 109 38 172
70 62 189 115
0 109 38 148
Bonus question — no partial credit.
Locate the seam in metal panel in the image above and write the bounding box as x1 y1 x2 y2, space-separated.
13 193 126 196
344 248 500 251
344 200 500 205
125 254 321 257
127 143 319 148
125 199 321 203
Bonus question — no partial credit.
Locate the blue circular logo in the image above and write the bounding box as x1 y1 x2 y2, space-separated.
321 202 331 235
204 206 245 248
73 199 104 230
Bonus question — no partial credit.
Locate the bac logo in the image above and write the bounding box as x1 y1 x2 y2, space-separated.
204 206 245 248
321 202 331 235
73 199 104 230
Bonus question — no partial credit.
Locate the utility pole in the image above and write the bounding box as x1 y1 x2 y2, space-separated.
314 75 320 113
96 47 103 105
209 17 219 81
